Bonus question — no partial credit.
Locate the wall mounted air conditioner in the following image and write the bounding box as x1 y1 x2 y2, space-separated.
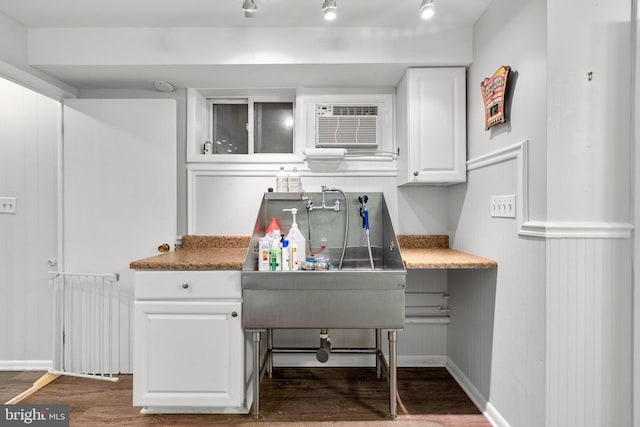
315 104 379 148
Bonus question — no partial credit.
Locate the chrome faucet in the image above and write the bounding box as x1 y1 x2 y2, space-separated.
306 186 341 211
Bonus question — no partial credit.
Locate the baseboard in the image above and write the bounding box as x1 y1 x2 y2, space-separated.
446 358 510 427
273 353 447 368
397 355 447 367
0 360 52 371
485 402 510 427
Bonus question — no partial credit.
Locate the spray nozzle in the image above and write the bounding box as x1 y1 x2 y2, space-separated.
358 194 369 230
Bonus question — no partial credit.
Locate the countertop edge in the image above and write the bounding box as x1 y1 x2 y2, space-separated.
129 236 498 271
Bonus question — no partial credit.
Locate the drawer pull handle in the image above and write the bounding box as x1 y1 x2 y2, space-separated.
231 312 238 318
181 283 190 289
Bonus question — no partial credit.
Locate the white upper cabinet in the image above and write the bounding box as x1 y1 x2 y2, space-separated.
396 68 467 185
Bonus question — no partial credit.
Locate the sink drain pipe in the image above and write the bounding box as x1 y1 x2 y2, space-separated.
316 329 332 363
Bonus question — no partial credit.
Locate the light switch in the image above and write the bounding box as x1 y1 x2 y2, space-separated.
0 197 17 214
490 195 515 218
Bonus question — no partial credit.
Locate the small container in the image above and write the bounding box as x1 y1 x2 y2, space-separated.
288 167 303 192
276 167 289 192
281 240 291 271
258 237 270 271
315 257 328 270
302 258 317 271
270 242 281 271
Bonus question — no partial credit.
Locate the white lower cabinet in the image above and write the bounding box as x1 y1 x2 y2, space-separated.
133 270 250 413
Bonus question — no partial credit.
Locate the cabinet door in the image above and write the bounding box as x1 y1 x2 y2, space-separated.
397 68 466 185
133 301 243 408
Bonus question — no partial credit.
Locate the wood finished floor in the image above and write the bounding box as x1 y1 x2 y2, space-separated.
6 368 489 426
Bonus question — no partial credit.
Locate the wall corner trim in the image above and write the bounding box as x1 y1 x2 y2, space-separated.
519 221 634 239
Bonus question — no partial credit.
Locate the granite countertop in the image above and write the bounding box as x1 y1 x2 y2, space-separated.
129 236 249 270
129 235 497 271
397 235 497 269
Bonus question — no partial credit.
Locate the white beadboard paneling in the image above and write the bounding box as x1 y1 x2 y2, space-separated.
0 76 59 364
447 269 496 400
546 238 632 427
449 157 546 427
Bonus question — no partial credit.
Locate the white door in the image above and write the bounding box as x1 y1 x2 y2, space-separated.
62 99 176 373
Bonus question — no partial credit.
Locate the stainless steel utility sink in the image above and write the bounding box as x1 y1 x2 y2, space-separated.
241 192 406 329
241 191 406 419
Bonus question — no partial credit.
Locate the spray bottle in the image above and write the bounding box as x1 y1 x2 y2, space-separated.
266 217 281 243
283 208 306 270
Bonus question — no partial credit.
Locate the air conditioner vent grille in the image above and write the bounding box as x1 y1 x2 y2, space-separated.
315 104 379 147
331 105 378 116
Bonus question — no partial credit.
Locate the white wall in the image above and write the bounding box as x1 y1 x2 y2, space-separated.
544 1 633 426
448 0 548 426
452 0 635 426
547 0 631 222
0 76 60 368
448 155 547 427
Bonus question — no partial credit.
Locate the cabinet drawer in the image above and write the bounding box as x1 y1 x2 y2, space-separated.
134 270 241 300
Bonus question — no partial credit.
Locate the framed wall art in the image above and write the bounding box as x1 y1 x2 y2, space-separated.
481 65 511 130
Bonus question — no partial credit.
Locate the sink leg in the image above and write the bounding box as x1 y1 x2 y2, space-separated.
375 328 382 379
267 329 273 378
388 330 397 419
252 331 261 419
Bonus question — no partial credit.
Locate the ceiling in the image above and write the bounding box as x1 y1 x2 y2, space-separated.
0 0 493 91
0 0 491 28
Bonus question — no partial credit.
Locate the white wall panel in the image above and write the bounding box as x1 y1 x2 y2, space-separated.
190 173 450 236
448 159 547 427
0 76 59 366
546 238 632 427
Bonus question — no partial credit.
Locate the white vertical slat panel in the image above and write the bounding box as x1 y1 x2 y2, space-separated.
546 238 632 427
448 156 546 427
0 76 59 367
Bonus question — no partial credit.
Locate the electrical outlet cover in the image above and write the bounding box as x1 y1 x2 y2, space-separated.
0 197 17 214
490 195 515 218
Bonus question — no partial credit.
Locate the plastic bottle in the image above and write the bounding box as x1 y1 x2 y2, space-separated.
281 240 291 271
288 167 303 193
282 208 306 270
276 166 289 192
289 240 299 271
266 217 281 243
269 238 281 271
258 237 271 271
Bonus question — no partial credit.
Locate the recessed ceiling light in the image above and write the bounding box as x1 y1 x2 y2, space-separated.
242 0 257 17
322 0 337 21
152 80 175 92
419 0 435 19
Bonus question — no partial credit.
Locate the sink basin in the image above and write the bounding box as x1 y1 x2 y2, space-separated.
241 192 406 329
